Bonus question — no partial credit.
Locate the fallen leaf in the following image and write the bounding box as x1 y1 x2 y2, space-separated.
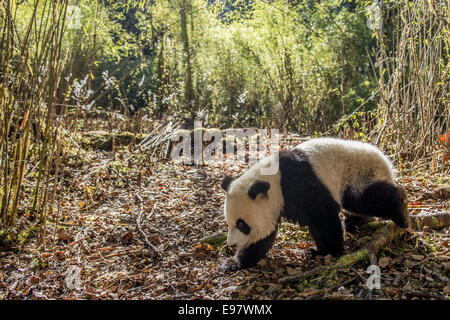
405 260 415 268
121 231 133 244
298 288 321 298
286 266 301 276
385 287 398 297
54 251 65 260
30 276 39 285
57 229 74 243
297 242 309 249
378 256 391 268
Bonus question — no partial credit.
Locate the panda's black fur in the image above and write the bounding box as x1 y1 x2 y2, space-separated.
221 140 410 271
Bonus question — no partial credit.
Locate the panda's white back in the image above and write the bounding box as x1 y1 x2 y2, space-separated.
296 138 395 205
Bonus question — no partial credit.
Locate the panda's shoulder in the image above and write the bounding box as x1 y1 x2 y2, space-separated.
295 138 381 156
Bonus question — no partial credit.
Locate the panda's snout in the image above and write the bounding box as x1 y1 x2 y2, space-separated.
227 228 246 250
227 238 238 249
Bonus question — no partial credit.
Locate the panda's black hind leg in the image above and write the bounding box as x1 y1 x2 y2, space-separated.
308 211 344 257
344 213 375 233
342 182 410 228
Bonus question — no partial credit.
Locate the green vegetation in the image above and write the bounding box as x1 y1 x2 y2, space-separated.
0 0 448 234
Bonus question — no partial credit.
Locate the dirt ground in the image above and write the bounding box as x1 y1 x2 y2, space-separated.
0 136 449 300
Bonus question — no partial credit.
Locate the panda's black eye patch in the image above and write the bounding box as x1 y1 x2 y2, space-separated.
236 219 251 235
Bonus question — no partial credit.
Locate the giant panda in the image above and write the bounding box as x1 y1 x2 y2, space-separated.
220 138 410 271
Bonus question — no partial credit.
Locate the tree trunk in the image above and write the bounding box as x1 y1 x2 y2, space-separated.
180 0 195 121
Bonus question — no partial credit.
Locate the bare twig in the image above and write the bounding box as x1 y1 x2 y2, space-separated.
135 195 161 259
404 289 448 300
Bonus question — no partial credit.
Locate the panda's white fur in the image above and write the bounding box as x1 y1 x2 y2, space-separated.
296 138 395 204
224 155 283 249
223 138 397 252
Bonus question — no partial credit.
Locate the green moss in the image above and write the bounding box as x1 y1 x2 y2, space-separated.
337 249 369 267
115 131 146 144
81 131 146 151
0 228 12 246
296 279 325 292
110 160 130 173
199 234 227 247
358 221 389 234
33 257 48 269
17 225 40 244
295 249 370 291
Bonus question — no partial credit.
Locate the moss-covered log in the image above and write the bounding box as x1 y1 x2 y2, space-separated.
279 212 450 285
81 131 147 151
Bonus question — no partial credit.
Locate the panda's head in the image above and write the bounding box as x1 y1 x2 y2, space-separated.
220 158 284 250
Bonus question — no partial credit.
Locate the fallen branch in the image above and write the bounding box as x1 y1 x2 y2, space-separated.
103 249 145 259
404 289 448 300
279 212 450 284
67 235 91 247
415 188 450 202
135 195 161 259
411 212 450 230
279 247 371 284
305 278 358 300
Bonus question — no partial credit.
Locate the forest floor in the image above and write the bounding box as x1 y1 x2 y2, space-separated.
0 132 449 300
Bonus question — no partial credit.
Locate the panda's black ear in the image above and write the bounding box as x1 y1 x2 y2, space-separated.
248 180 270 200
221 175 234 191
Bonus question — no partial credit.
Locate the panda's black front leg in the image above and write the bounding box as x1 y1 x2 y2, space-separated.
221 229 278 271
307 210 344 257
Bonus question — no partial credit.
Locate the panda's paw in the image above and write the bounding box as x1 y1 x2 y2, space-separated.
220 257 241 272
